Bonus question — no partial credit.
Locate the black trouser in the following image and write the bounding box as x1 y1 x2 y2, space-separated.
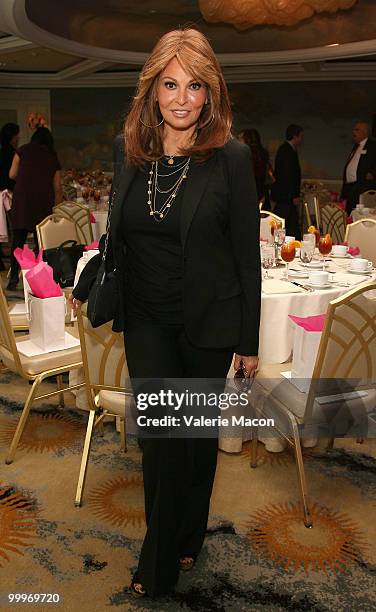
341 182 359 216
124 323 234 597
9 229 37 282
273 200 301 239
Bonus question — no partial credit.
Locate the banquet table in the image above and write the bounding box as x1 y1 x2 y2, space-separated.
219 253 376 452
351 208 376 222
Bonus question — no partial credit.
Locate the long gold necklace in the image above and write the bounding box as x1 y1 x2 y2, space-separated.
147 158 190 222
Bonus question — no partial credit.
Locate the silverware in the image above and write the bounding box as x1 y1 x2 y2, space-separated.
288 280 314 292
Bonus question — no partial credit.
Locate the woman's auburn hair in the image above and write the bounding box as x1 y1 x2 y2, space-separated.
124 28 232 166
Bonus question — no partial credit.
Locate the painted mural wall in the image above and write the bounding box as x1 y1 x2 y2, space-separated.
51 81 376 179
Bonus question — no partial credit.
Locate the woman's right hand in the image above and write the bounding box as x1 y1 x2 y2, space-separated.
68 294 82 316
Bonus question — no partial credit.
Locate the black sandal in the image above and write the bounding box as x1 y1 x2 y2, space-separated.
130 575 147 598
179 555 196 572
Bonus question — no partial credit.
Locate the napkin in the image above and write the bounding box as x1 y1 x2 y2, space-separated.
14 245 44 269
25 262 63 298
288 314 325 332
84 240 99 251
333 272 372 286
90 212 96 223
339 241 360 256
262 280 305 294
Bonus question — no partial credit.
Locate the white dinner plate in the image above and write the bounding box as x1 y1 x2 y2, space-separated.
307 260 325 269
288 269 309 278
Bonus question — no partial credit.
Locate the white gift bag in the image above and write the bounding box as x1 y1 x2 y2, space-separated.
22 269 32 314
28 294 66 352
291 324 322 393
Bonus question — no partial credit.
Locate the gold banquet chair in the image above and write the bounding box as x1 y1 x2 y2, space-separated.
321 203 347 244
345 218 376 265
359 190 376 209
249 282 376 527
53 201 94 245
260 211 285 241
0 284 83 464
75 304 133 507
36 215 79 250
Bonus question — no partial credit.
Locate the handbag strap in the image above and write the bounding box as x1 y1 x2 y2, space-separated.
102 186 116 264
58 239 78 249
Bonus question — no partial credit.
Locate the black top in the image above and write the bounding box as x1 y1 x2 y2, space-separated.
271 141 301 202
121 156 188 326
0 144 16 191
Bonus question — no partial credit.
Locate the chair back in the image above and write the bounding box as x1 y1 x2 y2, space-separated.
306 282 376 414
53 201 93 245
77 304 129 407
359 190 376 208
36 215 78 250
0 284 23 375
321 204 347 244
345 219 376 265
260 211 285 242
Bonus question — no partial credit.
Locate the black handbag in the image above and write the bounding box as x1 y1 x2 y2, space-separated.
43 239 85 288
87 191 119 328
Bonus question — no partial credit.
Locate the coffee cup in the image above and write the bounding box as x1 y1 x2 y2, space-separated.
309 271 329 286
362 207 370 215
285 236 295 244
349 258 371 272
331 244 347 257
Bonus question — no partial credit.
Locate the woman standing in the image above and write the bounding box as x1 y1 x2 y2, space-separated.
0 122 19 270
7 126 62 290
73 28 261 598
238 128 273 210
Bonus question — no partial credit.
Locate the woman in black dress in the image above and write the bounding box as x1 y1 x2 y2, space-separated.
73 27 261 599
0 122 19 271
7 127 62 290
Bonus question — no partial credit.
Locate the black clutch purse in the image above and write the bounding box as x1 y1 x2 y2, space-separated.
43 239 85 288
87 191 119 328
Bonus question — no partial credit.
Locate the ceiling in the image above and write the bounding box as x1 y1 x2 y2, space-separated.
0 0 375 87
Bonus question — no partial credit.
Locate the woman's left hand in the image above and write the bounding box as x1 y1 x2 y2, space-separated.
234 354 259 377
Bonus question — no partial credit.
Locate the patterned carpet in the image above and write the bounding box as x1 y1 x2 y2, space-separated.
0 368 375 611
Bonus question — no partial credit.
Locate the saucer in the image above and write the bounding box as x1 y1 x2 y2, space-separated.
347 268 372 275
307 282 334 289
331 252 350 258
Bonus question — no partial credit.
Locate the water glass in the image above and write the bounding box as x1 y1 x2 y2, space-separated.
261 245 275 279
300 240 315 265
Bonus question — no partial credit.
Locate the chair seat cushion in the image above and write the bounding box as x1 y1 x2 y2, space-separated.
97 390 133 417
1 332 82 376
252 362 376 438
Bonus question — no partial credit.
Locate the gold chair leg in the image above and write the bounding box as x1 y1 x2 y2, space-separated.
291 422 312 528
57 374 65 408
5 376 41 464
250 432 258 468
119 418 127 453
75 409 96 507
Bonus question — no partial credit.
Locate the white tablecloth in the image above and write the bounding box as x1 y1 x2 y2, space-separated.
219 254 376 452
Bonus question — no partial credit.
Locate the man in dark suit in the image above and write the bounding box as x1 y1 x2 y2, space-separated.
341 121 376 215
271 124 303 238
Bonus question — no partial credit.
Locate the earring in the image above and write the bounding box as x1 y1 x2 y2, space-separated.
140 116 164 128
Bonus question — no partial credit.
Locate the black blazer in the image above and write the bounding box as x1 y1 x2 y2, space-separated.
109 138 261 356
341 137 376 194
271 141 301 203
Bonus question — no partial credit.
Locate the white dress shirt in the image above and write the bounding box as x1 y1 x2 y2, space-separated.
346 138 367 183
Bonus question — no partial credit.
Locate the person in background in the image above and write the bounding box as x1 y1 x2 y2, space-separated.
7 127 62 290
271 124 303 238
0 122 19 271
340 121 376 215
238 128 272 210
